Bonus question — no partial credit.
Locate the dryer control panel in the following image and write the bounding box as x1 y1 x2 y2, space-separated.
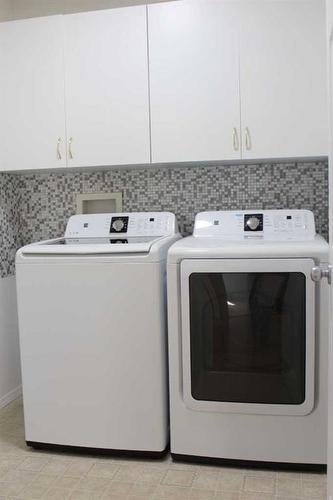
65 212 178 238
193 210 316 240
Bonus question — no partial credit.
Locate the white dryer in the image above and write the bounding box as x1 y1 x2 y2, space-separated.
16 212 180 456
167 210 328 469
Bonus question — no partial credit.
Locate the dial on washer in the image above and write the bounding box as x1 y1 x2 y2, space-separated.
110 216 129 233
244 213 263 232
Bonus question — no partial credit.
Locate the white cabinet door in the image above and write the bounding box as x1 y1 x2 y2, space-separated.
64 6 150 168
0 16 67 171
239 1 327 160
148 0 241 163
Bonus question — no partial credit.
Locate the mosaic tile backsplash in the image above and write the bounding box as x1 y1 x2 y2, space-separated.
0 159 328 278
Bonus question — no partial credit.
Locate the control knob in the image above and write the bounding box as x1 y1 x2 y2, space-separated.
246 216 260 231
112 219 125 232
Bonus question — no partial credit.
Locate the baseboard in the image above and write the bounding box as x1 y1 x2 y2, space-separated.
171 453 327 472
27 440 169 459
0 385 22 409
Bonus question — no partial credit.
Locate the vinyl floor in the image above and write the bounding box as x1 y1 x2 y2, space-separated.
0 398 326 500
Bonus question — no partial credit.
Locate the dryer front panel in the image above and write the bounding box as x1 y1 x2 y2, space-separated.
180 258 315 416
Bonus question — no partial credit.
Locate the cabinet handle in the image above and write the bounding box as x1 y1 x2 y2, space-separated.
232 128 239 151
57 138 62 160
69 137 73 159
245 127 252 150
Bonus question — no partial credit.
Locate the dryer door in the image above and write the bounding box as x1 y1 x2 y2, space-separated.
180 258 315 416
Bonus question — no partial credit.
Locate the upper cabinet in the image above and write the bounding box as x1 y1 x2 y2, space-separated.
64 6 150 168
0 5 150 171
148 0 328 163
239 1 327 159
148 1 241 163
0 16 67 171
0 0 328 171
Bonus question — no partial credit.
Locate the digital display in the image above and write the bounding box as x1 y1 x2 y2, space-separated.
110 239 128 244
287 216 292 220
149 218 155 222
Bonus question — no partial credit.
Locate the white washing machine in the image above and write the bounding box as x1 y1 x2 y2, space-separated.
16 212 180 456
167 210 328 469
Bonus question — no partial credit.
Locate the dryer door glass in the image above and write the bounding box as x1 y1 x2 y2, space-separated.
189 271 306 405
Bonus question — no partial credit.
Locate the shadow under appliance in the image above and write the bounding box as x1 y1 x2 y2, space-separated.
167 210 328 469
16 212 180 456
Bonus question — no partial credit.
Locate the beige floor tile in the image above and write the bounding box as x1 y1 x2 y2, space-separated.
239 493 274 500
101 492 129 500
19 483 49 499
87 462 119 479
168 462 197 471
217 471 244 492
243 475 275 494
302 472 327 484
191 471 220 491
127 482 158 496
136 466 167 485
0 467 10 480
275 477 302 497
112 464 142 483
277 471 302 480
213 492 239 500
101 495 127 500
106 481 133 495
43 487 73 499
301 478 326 499
275 496 304 500
153 484 190 499
53 475 81 489
64 460 95 477
0 454 25 468
162 469 195 487
130 497 155 500
70 490 104 499
77 476 110 492
41 458 72 475
243 468 276 478
188 488 215 500
0 479 26 496
32 473 57 488
216 466 244 475
20 456 51 472
2 468 37 485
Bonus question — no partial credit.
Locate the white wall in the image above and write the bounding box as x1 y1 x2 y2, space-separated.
0 276 21 408
1 0 178 20
0 0 12 21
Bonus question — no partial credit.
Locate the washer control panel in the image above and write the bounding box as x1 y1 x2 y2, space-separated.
193 210 316 240
65 212 178 238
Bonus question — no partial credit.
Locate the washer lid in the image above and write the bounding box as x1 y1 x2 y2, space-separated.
20 236 163 255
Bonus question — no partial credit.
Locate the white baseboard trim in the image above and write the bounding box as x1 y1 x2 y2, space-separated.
0 385 22 409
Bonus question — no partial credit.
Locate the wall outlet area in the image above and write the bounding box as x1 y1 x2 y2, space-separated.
76 192 122 215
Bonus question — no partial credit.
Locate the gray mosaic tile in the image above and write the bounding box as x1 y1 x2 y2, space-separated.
0 160 328 278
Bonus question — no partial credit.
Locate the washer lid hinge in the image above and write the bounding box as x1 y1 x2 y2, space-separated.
311 264 332 285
